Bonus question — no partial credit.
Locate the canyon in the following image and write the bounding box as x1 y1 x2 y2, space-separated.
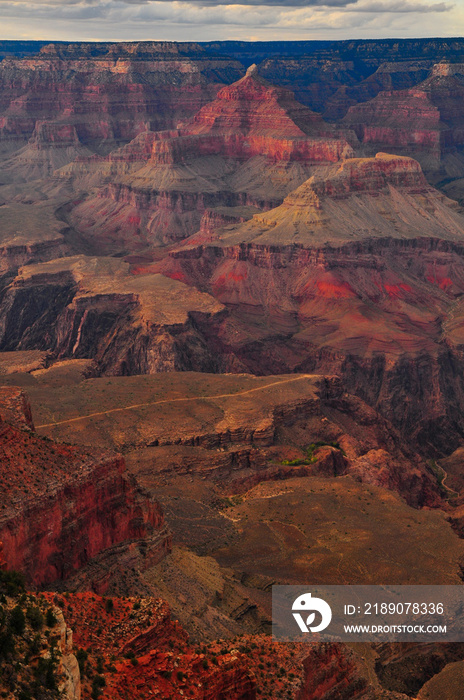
0 385 170 587
2 38 464 700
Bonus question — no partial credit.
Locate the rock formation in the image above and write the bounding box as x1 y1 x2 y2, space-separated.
58 68 354 251
2 37 464 700
0 385 170 587
153 154 464 451
343 63 464 189
0 255 225 375
0 202 69 275
0 41 244 180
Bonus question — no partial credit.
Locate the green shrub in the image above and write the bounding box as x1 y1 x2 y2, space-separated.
26 606 44 631
76 648 88 674
34 656 57 690
0 629 15 659
10 605 26 635
0 570 25 597
28 634 41 655
45 608 57 628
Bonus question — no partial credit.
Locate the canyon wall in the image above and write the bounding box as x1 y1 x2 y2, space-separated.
0 387 170 587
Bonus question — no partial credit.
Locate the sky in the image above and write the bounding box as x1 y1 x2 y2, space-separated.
0 0 463 42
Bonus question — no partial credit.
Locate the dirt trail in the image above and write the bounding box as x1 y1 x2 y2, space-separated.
36 374 316 429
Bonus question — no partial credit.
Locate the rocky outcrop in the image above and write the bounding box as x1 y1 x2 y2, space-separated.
54 591 256 700
0 585 81 700
0 386 170 587
0 255 225 375
0 385 33 428
343 89 442 167
296 643 369 699
184 63 355 159
60 68 353 251
151 156 464 452
0 41 244 179
343 63 464 184
0 202 69 275
54 608 81 700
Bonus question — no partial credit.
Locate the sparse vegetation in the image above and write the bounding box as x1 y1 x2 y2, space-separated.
0 572 61 700
281 441 344 466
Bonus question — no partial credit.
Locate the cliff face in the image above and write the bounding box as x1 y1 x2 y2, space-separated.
152 156 464 452
41 592 414 700
343 63 464 184
46 591 256 700
0 386 170 587
59 68 354 251
344 90 442 163
0 255 225 375
296 643 369 699
0 580 81 700
0 41 244 179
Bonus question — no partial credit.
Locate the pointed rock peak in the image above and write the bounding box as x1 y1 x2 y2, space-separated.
246 63 259 77
187 66 326 138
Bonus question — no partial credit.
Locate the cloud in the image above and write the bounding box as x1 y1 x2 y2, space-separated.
0 0 453 8
347 0 451 12
0 0 459 40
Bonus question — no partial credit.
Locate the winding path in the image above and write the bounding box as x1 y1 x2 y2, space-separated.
36 374 316 429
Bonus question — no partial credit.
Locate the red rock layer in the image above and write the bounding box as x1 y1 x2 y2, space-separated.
296 643 369 699
61 68 353 249
343 89 442 162
46 591 402 700
47 591 256 700
0 41 244 178
0 389 170 587
182 65 352 161
343 63 464 171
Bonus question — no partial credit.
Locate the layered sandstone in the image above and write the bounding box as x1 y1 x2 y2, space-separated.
0 386 170 587
344 90 442 165
59 67 354 251
155 155 464 451
0 255 225 374
0 41 244 179
343 63 464 183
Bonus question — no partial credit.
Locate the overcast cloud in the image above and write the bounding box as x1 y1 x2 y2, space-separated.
0 0 461 41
